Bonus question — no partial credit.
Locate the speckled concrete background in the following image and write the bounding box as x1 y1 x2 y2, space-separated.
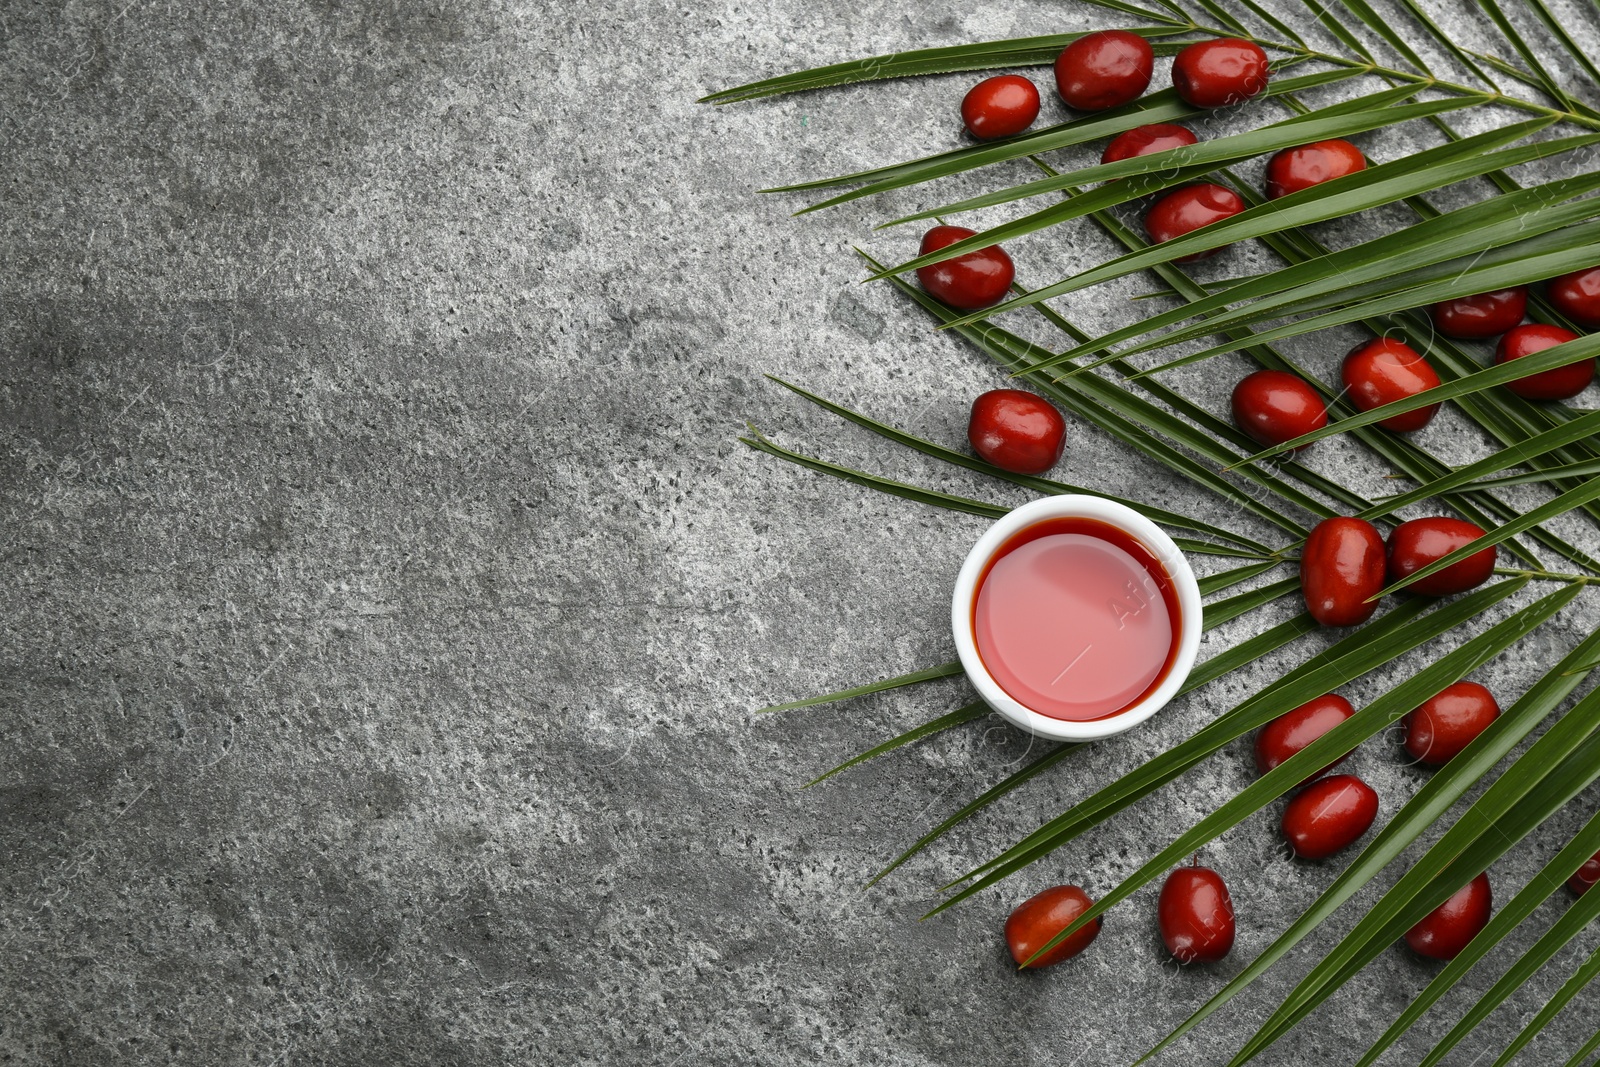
4 0 1600 1064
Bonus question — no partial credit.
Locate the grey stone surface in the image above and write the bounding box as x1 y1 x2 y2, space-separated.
3 0 1600 1064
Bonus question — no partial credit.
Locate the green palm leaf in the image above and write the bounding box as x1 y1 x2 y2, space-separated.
1015 156 1571 571
758 661 964 715
697 27 1190 105
999 171 1600 568
1140 618 1600 1064
779 67 1347 211
931 583 1518 915
763 375 1271 550
1412 820 1600 1067
944 122 1593 328
1128 223 1600 378
1014 582 1577 967
714 0 1600 1057
1229 705 1600 1062
1374 478 1600 597
1235 334 1600 464
1037 172 1600 375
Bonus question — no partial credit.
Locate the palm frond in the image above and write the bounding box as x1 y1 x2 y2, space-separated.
866 611 1317 886
1129 221 1600 377
777 67 1356 207
804 701 987 787
1142 619 1600 1063
929 584 1515 915
758 661 964 714
1017 583 1578 967
1231 705 1600 1062
1040 172 1600 374
1413 826 1600 1067
697 28 1190 105
1017 157 1573 571
712 0 1600 1057
764 375 1271 550
943 123 1591 328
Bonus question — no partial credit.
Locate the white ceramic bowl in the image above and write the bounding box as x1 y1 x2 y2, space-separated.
951 495 1203 742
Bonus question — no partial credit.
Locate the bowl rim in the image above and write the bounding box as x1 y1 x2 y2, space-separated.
951 494 1203 742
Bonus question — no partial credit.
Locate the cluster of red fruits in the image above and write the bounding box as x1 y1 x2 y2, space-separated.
924 32 1279 313
1005 864 1236 969
1004 677 1524 968
1234 280 1600 455
1263 682 1500 963
960 31 1270 140
922 35 1600 481
1301 514 1495 626
914 31 1600 973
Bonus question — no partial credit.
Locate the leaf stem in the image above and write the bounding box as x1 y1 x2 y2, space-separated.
1493 565 1599 584
1183 21 1600 131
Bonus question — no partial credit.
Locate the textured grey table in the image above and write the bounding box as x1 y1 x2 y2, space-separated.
4 1 1599 1064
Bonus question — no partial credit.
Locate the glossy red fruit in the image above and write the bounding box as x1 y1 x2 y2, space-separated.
1101 122 1197 164
1301 517 1386 627
968 389 1067 475
1005 884 1101 968
1405 873 1492 960
962 75 1041 140
1495 323 1591 400
1231 370 1328 451
1403 681 1500 766
1386 517 1495 597
1144 183 1247 262
1255 692 1356 783
1282 774 1379 860
1158 866 1236 964
1055 30 1154 111
915 225 1015 311
1548 266 1600 329
1569 850 1600 895
1264 139 1365 199
1431 287 1528 340
1171 38 1271 109
1341 338 1442 432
